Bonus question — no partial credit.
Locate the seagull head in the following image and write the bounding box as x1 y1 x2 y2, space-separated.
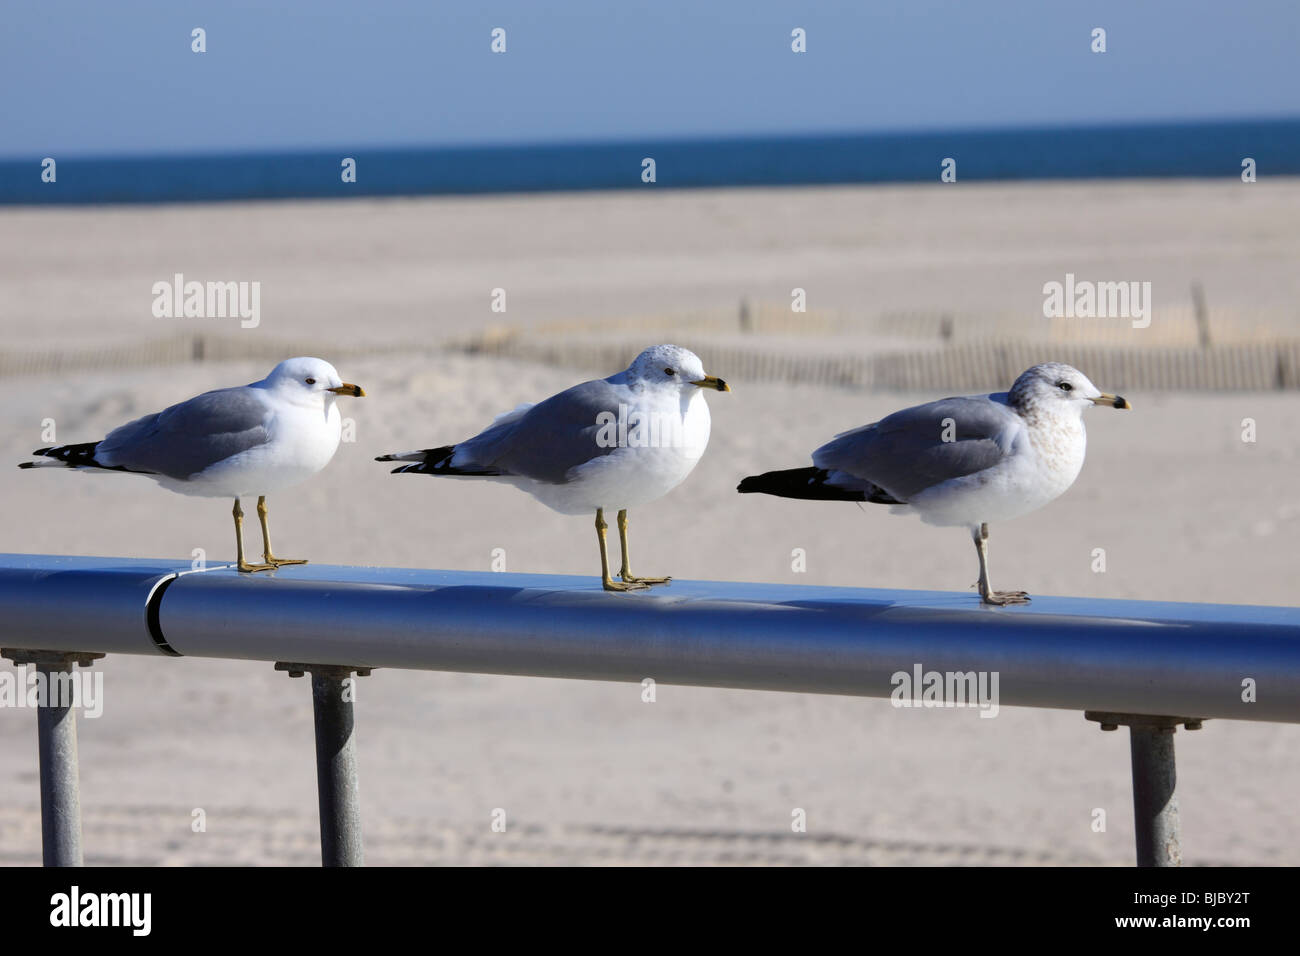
1009 363 1130 416
626 344 730 393
262 357 366 404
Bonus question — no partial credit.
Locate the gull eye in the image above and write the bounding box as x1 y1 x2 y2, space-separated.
1057 381 1072 391
664 368 675 376
305 377 316 385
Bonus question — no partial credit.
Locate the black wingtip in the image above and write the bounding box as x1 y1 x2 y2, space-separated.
17 462 34 469
737 466 876 502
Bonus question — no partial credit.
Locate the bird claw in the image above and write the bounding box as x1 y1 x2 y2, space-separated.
603 578 651 592
983 590 1031 606
621 574 672 587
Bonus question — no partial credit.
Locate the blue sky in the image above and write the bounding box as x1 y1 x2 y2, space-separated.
2 0 1298 158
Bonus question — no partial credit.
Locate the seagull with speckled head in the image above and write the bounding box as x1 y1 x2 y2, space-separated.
738 363 1130 604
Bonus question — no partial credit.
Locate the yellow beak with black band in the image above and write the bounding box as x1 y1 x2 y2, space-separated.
328 383 366 397
690 375 731 392
1091 392 1130 409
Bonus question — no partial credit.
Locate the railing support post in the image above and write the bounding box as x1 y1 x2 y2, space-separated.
277 662 372 867
1086 711 1203 868
1129 723 1180 867
2 648 104 867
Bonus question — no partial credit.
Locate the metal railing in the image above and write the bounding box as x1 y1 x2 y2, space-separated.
3 553 1298 867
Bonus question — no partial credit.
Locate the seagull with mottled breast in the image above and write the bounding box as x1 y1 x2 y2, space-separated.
737 363 1130 604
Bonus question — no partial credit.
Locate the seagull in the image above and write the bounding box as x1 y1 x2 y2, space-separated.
377 344 730 591
19 357 365 572
737 363 1130 604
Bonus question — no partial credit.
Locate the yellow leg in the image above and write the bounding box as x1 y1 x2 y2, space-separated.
617 509 671 586
597 509 646 592
234 498 274 573
257 496 307 567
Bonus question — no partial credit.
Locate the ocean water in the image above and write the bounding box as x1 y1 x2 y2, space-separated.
2 118 1297 205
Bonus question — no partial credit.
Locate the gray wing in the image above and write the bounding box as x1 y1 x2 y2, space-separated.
812 394 1022 502
454 379 624 484
95 387 273 480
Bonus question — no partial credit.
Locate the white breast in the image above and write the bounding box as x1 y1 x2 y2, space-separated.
166 401 343 498
522 389 711 515
907 409 1087 527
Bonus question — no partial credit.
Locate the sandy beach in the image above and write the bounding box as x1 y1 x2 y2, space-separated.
2 180 1298 865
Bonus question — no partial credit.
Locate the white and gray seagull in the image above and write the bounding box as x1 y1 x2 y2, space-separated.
738 363 1130 605
19 357 365 572
377 344 730 591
